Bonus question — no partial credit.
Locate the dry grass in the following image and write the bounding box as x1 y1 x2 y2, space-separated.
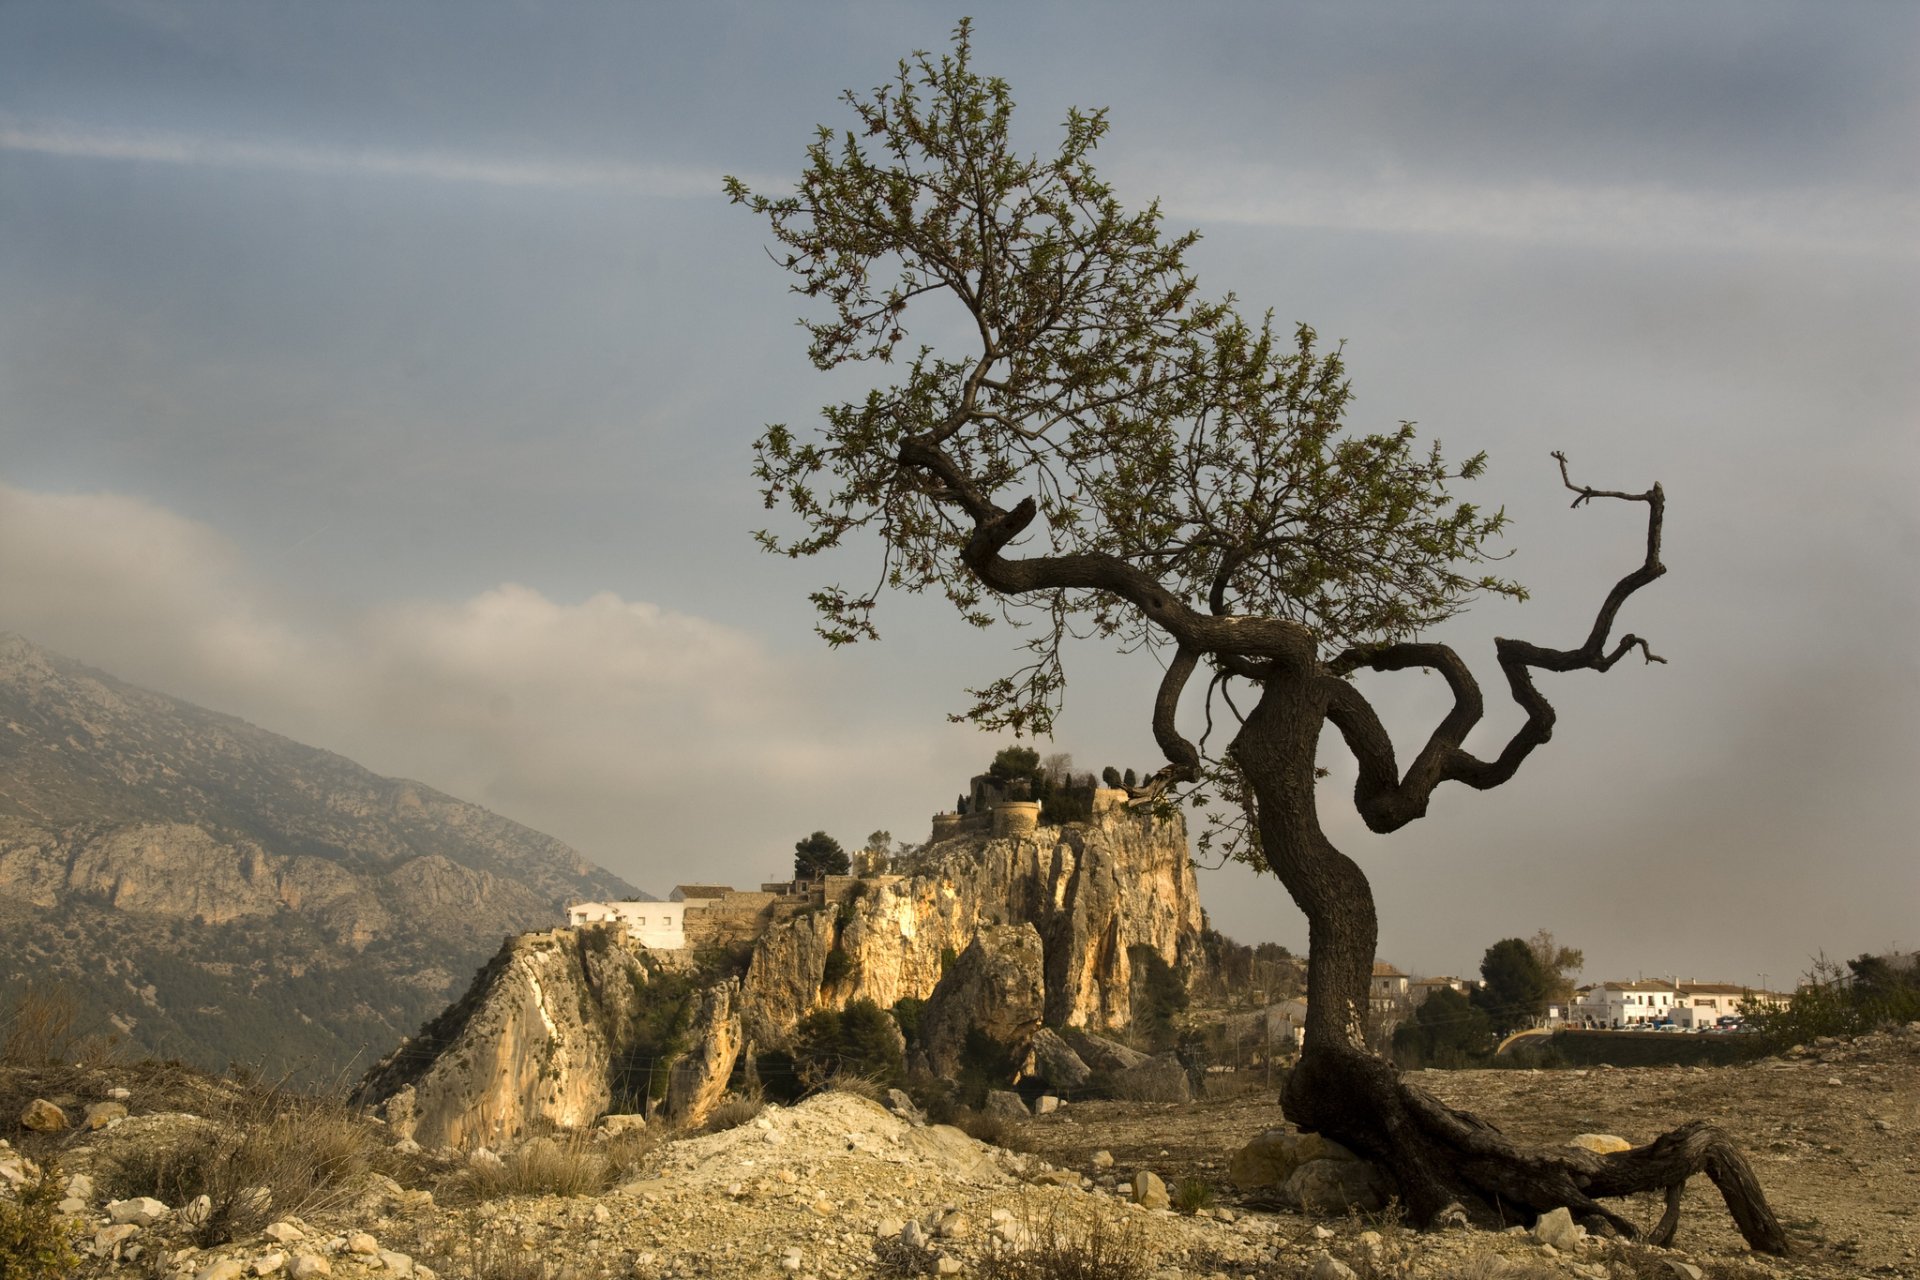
413 1210 582 1280
701 1087 766 1133
439 1135 614 1204
953 1106 1033 1153
98 1085 380 1247
973 1205 1149 1280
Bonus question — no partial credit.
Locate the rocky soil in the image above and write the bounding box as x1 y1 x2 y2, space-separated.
3 1028 1914 1280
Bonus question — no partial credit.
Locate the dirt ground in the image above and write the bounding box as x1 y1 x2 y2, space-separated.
1020 1027 1920 1278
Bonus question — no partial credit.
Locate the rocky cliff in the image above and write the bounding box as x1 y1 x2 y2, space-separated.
357 804 1204 1144
0 634 637 1083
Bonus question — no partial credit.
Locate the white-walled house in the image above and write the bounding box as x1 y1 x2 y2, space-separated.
1571 980 1678 1028
566 899 686 950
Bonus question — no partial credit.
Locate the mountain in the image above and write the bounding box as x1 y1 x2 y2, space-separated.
0 633 637 1083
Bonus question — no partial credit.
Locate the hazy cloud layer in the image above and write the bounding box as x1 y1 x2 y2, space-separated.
2 1 1916 990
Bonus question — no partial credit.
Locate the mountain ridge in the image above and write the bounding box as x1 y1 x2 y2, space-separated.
0 632 639 1082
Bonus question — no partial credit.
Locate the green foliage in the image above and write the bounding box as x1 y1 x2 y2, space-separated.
1127 944 1188 1052
790 998 906 1091
0 1163 82 1280
821 946 854 987
610 970 697 1108
1474 938 1551 1036
1101 765 1123 788
729 17 1524 790
1392 987 1492 1068
1526 928 1585 1006
1742 954 1920 1045
793 830 850 880
890 996 925 1054
1171 1177 1215 1214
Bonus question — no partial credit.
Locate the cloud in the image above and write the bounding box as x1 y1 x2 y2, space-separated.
0 118 728 196
1131 155 1920 261
0 477 969 887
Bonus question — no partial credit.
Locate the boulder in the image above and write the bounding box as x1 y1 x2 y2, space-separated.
1228 1128 1359 1193
1111 1051 1192 1103
83 1101 128 1131
1284 1157 1392 1215
918 923 1047 1079
1308 1256 1359 1280
1531 1206 1586 1251
983 1090 1030 1121
598 1113 647 1136
1059 1028 1148 1073
107 1197 169 1226
1567 1132 1631 1155
1027 1028 1092 1091
1032 1095 1060 1115
1131 1170 1170 1210
19 1098 67 1132
883 1088 925 1124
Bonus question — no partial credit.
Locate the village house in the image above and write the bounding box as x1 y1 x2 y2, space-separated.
1572 979 1679 1028
1369 961 1411 1013
565 898 687 950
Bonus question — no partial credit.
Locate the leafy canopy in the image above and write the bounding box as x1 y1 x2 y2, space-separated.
728 20 1522 741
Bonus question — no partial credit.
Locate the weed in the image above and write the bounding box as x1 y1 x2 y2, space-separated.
1171 1176 1214 1214
0 984 76 1066
972 1205 1148 1280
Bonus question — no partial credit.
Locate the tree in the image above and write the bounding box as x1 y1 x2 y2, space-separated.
793 831 849 880
1393 987 1492 1067
1475 938 1551 1036
729 22 1784 1251
1101 765 1123 788
1527 928 1585 1006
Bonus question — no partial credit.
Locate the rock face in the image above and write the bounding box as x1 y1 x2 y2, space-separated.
0 633 635 1084
352 928 667 1149
918 924 1047 1078
360 802 1204 1136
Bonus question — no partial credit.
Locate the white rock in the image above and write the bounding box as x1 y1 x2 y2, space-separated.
66 1172 95 1201
195 1259 248 1280
181 1193 213 1225
345 1232 379 1256
934 1256 963 1276
378 1249 414 1274
263 1222 306 1244
108 1087 132 1100
287 1254 332 1280
92 1224 141 1256
107 1197 170 1227
253 1251 288 1275
1532 1206 1586 1251
780 1246 803 1272
1308 1255 1358 1280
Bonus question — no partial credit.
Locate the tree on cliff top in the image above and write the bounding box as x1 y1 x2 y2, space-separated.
793 831 849 880
728 21 1785 1251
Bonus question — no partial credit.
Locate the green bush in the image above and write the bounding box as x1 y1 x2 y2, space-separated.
821 947 854 987
1743 954 1920 1045
1126 945 1188 1052
0 1163 82 1280
790 998 905 1093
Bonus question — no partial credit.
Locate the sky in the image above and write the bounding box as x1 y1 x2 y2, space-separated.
1 1 1915 994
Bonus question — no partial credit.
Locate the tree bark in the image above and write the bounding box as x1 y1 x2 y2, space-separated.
1234 674 1788 1254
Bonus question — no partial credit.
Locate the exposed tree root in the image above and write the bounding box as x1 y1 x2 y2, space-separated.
1284 1046 1790 1256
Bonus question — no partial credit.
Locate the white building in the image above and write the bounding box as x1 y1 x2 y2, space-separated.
566 899 686 950
1571 980 1678 1028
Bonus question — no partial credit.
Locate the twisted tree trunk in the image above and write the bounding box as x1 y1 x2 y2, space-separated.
1235 673 1788 1253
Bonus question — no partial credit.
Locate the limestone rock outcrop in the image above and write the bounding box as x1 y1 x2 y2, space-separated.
918 923 1046 1078
358 803 1203 1135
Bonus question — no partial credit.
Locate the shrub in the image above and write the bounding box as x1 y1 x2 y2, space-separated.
0 1163 82 1280
822 947 854 987
0 984 77 1066
951 1106 1030 1153
1126 945 1188 1052
890 996 925 1054
1743 954 1920 1045
101 1086 377 1247
791 998 905 1092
